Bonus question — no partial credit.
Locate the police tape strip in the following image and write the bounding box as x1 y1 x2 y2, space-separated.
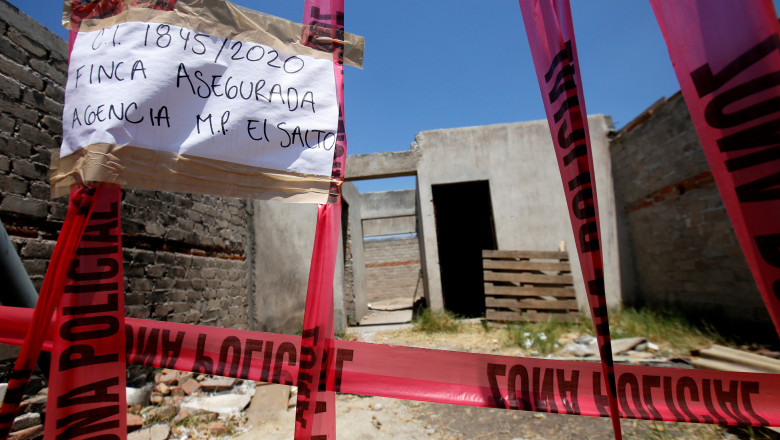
296 1 348 437
1 305 778 427
44 187 128 439
649 0 780 336
0 186 102 440
294 204 340 440
517 1 622 437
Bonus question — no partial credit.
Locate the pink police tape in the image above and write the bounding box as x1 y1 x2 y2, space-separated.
1 305 778 427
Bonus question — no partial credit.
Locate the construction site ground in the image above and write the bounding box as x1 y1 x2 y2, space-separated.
235 319 753 440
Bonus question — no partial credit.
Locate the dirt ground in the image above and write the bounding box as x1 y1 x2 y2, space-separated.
232 322 750 440
235 392 734 440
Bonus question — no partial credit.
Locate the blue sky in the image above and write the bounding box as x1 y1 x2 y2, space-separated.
6 1 741 193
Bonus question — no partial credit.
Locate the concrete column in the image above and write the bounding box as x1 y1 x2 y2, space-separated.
251 200 348 333
341 183 368 323
415 133 444 310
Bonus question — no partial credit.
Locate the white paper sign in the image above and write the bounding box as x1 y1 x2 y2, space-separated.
63 21 338 177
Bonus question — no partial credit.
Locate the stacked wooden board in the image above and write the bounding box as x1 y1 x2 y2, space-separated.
482 250 579 323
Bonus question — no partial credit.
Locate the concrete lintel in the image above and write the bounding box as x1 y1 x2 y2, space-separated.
360 190 417 219
363 215 416 237
345 150 420 180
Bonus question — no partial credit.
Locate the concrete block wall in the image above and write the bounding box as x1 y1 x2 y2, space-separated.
0 0 68 237
609 93 772 333
364 236 421 303
121 191 249 329
0 0 250 333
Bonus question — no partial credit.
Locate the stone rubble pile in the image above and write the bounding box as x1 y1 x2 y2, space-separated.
129 369 258 440
1 369 297 440
0 383 45 440
560 336 659 359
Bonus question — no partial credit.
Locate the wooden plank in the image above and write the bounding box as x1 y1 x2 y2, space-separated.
486 309 524 322
486 297 578 310
486 309 580 323
484 271 573 285
524 310 580 323
483 260 570 272
482 250 568 260
484 284 576 298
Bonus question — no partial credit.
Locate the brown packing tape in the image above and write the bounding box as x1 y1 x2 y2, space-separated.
50 144 334 203
61 0 364 68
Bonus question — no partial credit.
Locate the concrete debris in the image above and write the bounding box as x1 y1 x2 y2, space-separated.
0 370 308 439
128 423 171 440
172 408 193 425
562 336 649 357
0 387 45 440
561 337 596 357
127 385 153 406
148 404 177 422
156 382 170 395
207 420 229 436
178 372 194 385
181 381 255 416
287 385 299 408
7 424 43 440
127 413 144 432
10 413 39 432
18 392 46 415
635 341 659 352
574 335 596 344
180 378 201 396
156 370 179 386
610 337 647 354
246 383 290 423
623 351 656 359
199 377 236 392
181 392 253 417
691 344 780 373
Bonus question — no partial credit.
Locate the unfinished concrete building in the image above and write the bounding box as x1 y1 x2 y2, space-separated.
338 98 772 336
341 115 621 324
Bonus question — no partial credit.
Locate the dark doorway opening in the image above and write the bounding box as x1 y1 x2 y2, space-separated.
432 180 497 318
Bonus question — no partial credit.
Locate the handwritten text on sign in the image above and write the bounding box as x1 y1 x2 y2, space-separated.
63 21 339 177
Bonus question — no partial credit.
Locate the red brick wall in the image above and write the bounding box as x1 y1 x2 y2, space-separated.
364 236 421 303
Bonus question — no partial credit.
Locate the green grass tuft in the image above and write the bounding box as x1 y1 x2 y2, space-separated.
413 309 460 333
584 307 725 354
